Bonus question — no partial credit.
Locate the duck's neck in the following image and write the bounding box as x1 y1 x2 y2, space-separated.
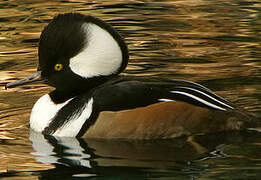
49 75 117 104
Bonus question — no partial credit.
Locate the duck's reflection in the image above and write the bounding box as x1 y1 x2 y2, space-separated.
30 130 93 168
29 130 259 179
30 130 208 168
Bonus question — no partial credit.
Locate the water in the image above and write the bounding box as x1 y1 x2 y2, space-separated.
0 0 261 179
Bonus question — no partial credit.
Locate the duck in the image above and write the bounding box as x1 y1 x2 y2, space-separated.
5 13 260 139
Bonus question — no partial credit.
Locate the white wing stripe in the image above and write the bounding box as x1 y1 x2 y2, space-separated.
171 91 227 111
158 99 174 102
177 86 234 109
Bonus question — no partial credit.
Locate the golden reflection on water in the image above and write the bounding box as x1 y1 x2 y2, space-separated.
0 0 261 179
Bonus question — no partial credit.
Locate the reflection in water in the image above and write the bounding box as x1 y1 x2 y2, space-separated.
29 130 207 179
28 130 261 179
30 130 92 169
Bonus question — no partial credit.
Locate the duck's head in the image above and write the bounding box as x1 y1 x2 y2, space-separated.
6 13 128 91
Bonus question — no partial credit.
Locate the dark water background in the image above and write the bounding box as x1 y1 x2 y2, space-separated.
0 0 261 179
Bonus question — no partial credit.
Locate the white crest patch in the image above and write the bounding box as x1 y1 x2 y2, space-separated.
69 23 122 78
53 98 94 137
30 94 72 133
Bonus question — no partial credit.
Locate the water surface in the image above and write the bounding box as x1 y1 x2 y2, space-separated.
0 0 261 179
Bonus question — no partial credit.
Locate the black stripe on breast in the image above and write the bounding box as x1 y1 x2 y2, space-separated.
43 93 89 135
76 107 99 137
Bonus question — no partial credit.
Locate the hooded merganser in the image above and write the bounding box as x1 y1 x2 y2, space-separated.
5 13 259 139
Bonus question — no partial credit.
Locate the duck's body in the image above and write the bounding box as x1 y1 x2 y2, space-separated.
30 76 255 139
6 13 259 139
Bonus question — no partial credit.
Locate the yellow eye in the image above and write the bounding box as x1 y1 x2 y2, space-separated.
54 64 63 71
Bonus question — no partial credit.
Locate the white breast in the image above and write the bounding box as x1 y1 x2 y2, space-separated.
30 94 94 137
30 94 72 133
